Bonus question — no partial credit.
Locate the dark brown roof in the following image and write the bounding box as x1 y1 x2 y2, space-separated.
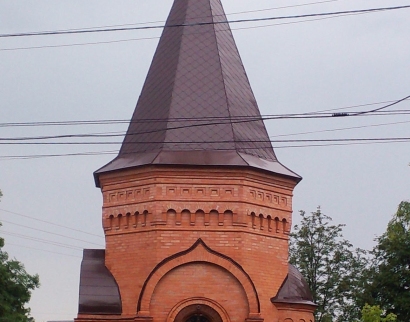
78 249 122 315
271 264 316 306
95 0 300 186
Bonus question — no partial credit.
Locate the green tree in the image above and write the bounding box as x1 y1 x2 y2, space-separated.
360 304 396 322
363 201 410 321
289 208 368 322
0 191 40 321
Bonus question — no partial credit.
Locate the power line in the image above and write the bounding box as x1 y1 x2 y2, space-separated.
273 139 410 149
0 151 117 160
6 137 408 144
4 242 83 258
0 118 408 145
0 1 347 52
0 109 408 145
0 11 365 52
3 112 408 142
1 139 409 161
0 36 160 52
352 94 410 116
269 119 410 138
11 138 410 145
0 219 104 247
1 89 410 146
19 0 341 34
0 208 103 238
1 5 409 38
1 230 84 250
0 95 408 128
0 110 408 142
227 0 341 16
0 136 410 146
0 106 408 132
305 100 410 114
0 114 408 149
0 137 409 150
232 10 366 31
1 137 410 161
0 95 408 158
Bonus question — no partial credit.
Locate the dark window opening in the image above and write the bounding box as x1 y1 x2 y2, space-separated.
186 314 210 322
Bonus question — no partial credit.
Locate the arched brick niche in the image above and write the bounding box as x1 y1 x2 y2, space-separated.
137 239 261 321
168 298 228 322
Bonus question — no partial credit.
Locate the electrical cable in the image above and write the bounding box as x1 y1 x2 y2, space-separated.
351 94 410 116
3 112 409 142
0 1 348 52
4 242 83 258
0 12 368 52
1 137 410 160
0 95 408 128
0 219 104 247
0 118 408 145
227 0 341 16
0 137 410 155
0 136 410 146
0 108 408 131
16 0 341 34
269 119 410 138
1 139 410 160
0 108 409 144
272 139 409 149
234 10 373 32
0 151 117 160
305 99 410 114
1 5 409 38
0 230 84 250
0 208 103 238
0 96 408 159
0 137 409 149
0 36 160 51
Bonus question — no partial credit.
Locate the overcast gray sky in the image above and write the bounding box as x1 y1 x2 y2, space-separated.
0 0 409 321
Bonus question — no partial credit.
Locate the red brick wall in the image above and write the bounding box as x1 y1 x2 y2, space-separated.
150 262 248 321
75 166 315 321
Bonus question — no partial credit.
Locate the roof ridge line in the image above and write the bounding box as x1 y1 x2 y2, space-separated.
162 5 188 149
209 0 237 149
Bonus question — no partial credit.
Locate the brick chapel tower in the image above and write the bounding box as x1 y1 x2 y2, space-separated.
75 0 316 321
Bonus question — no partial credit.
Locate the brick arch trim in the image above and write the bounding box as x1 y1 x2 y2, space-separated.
137 238 260 315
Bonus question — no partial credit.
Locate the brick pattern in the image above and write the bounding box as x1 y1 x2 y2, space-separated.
76 166 314 322
101 167 293 233
138 240 259 315
103 210 290 238
150 263 248 321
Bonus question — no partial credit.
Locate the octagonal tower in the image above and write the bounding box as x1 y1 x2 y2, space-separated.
76 0 316 321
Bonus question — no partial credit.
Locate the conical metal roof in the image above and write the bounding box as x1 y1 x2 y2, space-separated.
271 264 316 307
95 0 300 186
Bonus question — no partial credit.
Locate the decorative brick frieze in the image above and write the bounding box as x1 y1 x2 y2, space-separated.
249 188 290 210
100 167 295 241
102 208 290 238
104 187 152 205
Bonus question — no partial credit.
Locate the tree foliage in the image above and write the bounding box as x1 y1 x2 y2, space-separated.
363 201 410 321
289 208 368 322
360 304 397 322
0 191 40 321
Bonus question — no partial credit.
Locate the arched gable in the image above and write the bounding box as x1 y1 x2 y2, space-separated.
137 239 260 317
